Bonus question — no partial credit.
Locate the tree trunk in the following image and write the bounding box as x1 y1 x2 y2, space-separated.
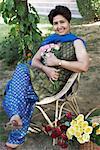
14 0 29 53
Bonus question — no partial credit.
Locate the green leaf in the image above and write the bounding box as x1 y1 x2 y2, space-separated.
9 17 18 25
24 35 30 43
29 5 40 22
0 1 4 12
28 13 35 22
95 135 100 146
17 3 25 17
2 13 8 23
10 27 16 36
6 0 14 11
20 24 24 32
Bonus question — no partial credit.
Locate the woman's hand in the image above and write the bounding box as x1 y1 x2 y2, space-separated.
45 52 59 66
43 66 60 81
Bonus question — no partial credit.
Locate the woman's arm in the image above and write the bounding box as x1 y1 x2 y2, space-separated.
31 49 44 70
44 39 90 73
31 49 59 80
59 39 89 72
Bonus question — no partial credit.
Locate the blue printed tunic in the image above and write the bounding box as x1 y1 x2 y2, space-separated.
2 63 38 144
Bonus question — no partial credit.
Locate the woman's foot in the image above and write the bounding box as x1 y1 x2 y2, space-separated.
10 115 22 126
5 115 22 130
6 143 19 149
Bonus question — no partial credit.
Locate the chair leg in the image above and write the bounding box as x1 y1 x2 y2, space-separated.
36 105 53 127
72 95 80 114
53 100 59 146
59 102 66 120
55 100 59 127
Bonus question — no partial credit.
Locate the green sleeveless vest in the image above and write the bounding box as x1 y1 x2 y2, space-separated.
30 42 77 100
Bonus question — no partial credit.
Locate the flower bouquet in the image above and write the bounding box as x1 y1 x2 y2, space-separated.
43 111 100 149
30 42 76 100
40 43 61 90
66 114 100 149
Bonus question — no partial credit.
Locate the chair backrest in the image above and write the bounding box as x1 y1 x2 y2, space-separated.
36 73 80 105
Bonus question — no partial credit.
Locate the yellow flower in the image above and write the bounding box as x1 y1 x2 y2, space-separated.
74 124 80 130
77 120 84 127
74 131 82 138
96 127 100 135
66 129 73 140
84 126 93 134
82 121 88 129
76 114 84 122
82 133 90 142
70 120 77 126
92 122 99 128
74 125 83 135
67 127 75 135
77 136 85 144
79 127 84 134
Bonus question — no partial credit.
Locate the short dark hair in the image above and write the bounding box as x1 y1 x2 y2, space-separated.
48 5 71 24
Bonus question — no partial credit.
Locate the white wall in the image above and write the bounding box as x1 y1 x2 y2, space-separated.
28 0 82 18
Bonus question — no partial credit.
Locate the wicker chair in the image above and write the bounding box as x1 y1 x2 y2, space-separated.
29 73 80 135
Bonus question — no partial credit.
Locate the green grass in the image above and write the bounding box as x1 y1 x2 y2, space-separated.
71 18 90 25
39 15 90 25
39 15 49 24
0 24 11 43
0 102 8 142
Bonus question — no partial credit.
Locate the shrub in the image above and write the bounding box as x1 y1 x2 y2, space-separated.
76 0 100 21
91 0 100 21
0 36 18 65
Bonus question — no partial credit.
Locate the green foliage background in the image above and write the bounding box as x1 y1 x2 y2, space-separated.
76 0 100 20
0 0 42 65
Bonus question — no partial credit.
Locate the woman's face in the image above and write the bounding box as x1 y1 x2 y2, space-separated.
52 15 70 35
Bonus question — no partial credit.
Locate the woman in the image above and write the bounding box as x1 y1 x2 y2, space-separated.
3 5 89 149
32 5 89 89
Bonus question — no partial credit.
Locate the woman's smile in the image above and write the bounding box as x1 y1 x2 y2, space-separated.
53 15 70 35
57 27 66 34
